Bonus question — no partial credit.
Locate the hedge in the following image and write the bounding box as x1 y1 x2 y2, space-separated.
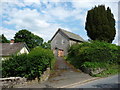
67 40 119 69
2 47 55 80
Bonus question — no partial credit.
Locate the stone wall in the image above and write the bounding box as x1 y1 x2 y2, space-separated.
40 68 50 82
51 30 70 57
1 68 50 88
0 77 26 88
82 67 106 75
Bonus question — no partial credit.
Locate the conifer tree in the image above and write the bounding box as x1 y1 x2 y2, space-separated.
85 5 116 43
0 34 10 43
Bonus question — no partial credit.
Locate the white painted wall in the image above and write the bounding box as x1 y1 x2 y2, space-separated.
19 47 29 54
69 40 77 47
1 57 9 61
1 47 29 60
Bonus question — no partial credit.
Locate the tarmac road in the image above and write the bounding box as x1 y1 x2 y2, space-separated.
72 74 120 88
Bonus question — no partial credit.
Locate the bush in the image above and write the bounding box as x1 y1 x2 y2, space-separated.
27 47 54 79
67 40 119 69
93 64 120 77
81 62 108 69
2 54 28 78
2 47 55 80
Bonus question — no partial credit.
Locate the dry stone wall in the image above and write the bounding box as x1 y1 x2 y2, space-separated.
1 68 50 88
82 67 106 75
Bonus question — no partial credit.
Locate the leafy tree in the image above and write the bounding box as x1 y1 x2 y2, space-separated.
42 40 51 49
14 29 43 50
85 5 116 43
0 34 10 43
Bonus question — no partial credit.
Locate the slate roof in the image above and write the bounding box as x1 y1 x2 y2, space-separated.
51 28 85 42
0 42 29 56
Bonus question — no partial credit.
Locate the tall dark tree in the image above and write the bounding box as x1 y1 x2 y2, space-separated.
14 29 43 50
85 5 116 43
0 34 10 43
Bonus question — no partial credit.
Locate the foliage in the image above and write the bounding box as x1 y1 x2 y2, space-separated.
2 47 54 80
0 61 2 77
81 62 108 68
27 47 54 79
14 29 43 50
67 41 119 69
42 40 51 49
64 56 67 60
85 5 116 43
93 64 119 77
2 54 28 78
0 34 10 43
50 57 56 70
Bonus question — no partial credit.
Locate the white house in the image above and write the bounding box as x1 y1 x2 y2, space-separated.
0 40 30 60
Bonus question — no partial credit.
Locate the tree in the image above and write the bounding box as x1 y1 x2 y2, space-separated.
0 34 10 43
14 29 43 50
42 40 51 49
85 5 116 43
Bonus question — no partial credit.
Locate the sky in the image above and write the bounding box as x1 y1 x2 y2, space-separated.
0 0 119 45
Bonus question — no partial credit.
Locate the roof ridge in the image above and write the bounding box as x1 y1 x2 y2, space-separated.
60 29 80 36
59 28 85 42
1 42 29 56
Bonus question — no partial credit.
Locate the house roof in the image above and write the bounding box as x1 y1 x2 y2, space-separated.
51 28 85 42
0 42 29 56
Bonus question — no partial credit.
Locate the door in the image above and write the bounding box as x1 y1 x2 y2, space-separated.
58 49 64 57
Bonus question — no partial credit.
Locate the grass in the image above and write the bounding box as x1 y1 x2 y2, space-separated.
50 59 56 70
93 64 120 77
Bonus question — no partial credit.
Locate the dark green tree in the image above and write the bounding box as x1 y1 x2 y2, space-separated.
85 5 116 43
0 34 10 43
14 29 43 50
42 40 51 49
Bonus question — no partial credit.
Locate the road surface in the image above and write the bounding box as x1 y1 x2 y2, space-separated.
72 74 120 88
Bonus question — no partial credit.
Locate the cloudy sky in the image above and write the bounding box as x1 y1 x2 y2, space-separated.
0 0 119 44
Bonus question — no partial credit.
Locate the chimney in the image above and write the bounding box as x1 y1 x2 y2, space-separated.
10 39 14 44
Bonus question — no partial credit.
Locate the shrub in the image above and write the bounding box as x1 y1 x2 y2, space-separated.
27 47 54 79
67 40 119 69
2 47 55 80
2 54 28 78
81 62 108 69
50 57 56 70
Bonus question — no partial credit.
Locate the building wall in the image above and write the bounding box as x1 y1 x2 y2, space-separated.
69 40 77 47
69 40 82 47
51 31 70 57
19 47 29 54
1 47 29 60
1 56 9 61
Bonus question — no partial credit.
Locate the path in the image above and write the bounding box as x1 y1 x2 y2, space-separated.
15 57 94 88
54 57 76 70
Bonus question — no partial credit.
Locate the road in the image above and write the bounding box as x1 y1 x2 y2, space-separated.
72 74 120 88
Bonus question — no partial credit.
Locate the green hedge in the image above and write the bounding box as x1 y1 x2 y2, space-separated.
2 54 28 78
2 47 55 80
81 62 109 68
67 41 119 69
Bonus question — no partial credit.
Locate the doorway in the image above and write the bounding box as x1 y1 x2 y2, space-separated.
58 49 64 57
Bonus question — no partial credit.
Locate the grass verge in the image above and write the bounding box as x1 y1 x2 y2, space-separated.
93 64 120 77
